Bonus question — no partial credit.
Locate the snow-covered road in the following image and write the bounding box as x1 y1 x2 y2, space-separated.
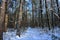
3 27 60 40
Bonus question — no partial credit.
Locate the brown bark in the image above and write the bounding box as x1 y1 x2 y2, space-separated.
0 0 6 31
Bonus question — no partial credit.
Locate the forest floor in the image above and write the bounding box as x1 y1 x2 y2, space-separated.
3 26 60 40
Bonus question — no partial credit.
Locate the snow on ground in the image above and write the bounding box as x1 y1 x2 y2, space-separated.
3 27 60 40
52 27 60 38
